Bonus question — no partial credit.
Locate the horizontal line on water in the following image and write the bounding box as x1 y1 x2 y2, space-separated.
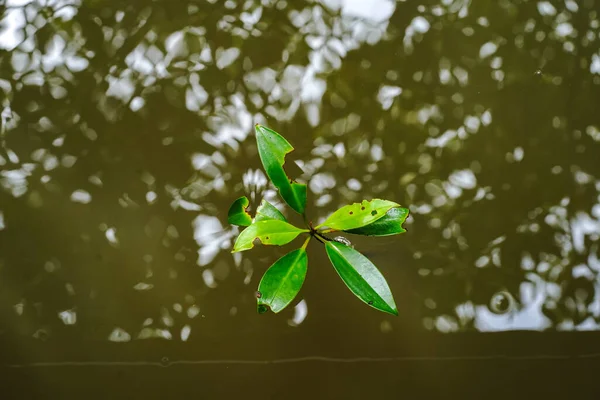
4 353 600 368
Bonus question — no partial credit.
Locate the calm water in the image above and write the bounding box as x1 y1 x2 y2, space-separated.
1 0 600 397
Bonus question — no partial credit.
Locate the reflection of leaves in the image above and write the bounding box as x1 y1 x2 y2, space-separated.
325 241 398 316
35 23 54 53
255 124 307 214
0 0 599 334
257 248 307 313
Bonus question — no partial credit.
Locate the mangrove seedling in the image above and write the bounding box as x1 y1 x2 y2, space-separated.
227 124 409 315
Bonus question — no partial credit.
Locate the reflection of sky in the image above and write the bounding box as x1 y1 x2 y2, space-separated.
1 0 600 337
0 0 79 50
322 0 395 23
475 281 550 331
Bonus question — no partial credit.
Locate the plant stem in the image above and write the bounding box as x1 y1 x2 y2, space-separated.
313 233 327 244
319 228 337 234
314 231 331 244
308 215 332 244
301 236 311 250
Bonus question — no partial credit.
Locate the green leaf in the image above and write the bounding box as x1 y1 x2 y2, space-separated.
345 207 409 236
227 196 252 227
257 248 308 314
325 241 398 315
255 124 307 214
255 199 287 222
315 199 400 231
232 220 308 252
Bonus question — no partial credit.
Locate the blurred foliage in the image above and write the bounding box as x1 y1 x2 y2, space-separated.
0 0 599 342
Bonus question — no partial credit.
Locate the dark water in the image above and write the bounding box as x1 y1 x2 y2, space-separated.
1 0 600 397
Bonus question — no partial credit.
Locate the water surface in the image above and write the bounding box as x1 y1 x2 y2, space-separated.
1 0 600 395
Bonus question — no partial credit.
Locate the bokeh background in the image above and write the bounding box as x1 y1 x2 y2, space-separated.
1 0 600 355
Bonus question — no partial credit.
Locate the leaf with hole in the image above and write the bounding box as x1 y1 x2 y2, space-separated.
257 248 308 314
227 125 410 317
345 207 409 236
255 124 307 214
232 220 308 252
316 199 400 231
325 241 398 315
227 196 252 227
255 199 287 222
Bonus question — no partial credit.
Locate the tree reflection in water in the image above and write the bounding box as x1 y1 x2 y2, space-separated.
0 0 599 346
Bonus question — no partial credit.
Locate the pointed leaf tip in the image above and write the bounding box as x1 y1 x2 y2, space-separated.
325 241 398 315
255 125 307 214
255 199 287 222
257 248 308 313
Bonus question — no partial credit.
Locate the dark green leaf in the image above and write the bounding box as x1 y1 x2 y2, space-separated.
227 196 252 227
345 207 409 236
255 199 287 222
255 124 307 214
325 241 398 315
232 220 308 252
315 199 400 231
257 248 308 313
